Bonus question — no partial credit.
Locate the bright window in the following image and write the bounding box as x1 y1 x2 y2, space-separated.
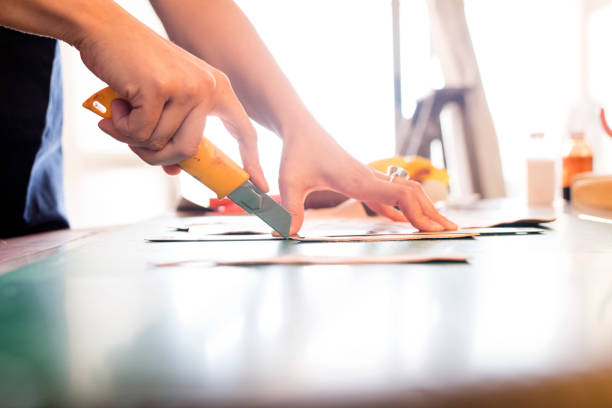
465 0 581 197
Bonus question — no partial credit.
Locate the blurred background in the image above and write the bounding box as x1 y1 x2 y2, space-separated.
60 0 612 229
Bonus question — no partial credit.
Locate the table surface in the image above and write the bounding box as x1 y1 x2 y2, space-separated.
1 200 612 408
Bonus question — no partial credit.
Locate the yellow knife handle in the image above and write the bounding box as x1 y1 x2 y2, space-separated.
83 86 249 198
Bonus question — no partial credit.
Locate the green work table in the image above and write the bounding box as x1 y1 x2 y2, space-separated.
1 201 612 408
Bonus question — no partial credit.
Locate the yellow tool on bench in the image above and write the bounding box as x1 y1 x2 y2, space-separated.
83 86 291 237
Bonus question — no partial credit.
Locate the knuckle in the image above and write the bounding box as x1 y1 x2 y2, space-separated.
202 70 217 89
130 129 150 144
182 78 202 100
242 127 257 144
214 71 231 92
331 171 361 191
149 139 166 151
121 84 139 100
352 172 365 187
180 142 199 159
413 219 428 229
153 77 174 96
404 180 423 192
408 180 422 188
422 209 437 218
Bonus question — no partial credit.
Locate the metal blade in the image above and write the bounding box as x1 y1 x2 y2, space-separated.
228 181 291 238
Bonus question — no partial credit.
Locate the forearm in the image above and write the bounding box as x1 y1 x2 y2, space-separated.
150 0 317 138
0 0 141 48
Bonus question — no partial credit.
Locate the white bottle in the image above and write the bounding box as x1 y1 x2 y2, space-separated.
527 133 556 206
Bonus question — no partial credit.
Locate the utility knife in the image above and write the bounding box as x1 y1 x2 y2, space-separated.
83 87 291 238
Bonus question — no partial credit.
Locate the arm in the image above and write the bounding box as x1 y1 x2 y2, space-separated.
0 0 268 189
0 0 100 46
150 0 308 137
151 0 457 233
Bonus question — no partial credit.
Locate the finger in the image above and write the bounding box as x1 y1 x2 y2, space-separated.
236 129 269 193
280 181 307 236
363 201 408 222
213 77 269 193
354 174 444 231
98 118 122 141
97 98 163 149
97 99 133 144
112 93 165 147
147 100 194 151
389 177 458 230
130 108 206 166
162 165 181 175
397 193 444 232
415 191 458 230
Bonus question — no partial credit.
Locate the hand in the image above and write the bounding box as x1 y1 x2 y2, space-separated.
278 122 458 235
76 11 268 190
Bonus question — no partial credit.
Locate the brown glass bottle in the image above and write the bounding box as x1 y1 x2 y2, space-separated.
562 132 593 200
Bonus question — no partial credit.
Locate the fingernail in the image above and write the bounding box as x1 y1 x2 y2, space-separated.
432 222 444 231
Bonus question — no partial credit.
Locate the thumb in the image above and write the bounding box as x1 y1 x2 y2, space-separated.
280 182 306 235
112 95 163 146
97 99 132 144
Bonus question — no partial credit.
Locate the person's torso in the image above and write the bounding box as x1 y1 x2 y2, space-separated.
0 27 67 238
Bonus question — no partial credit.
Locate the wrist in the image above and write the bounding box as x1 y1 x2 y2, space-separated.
280 119 336 153
275 111 323 142
66 1 132 49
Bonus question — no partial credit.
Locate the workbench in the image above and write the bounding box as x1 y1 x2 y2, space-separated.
1 200 612 407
